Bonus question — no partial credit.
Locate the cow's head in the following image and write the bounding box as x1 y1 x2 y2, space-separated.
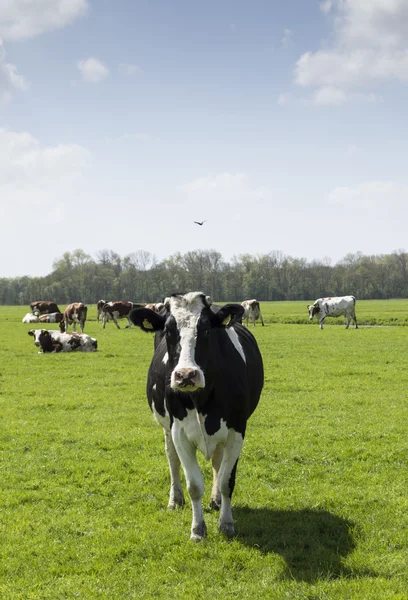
307 303 320 320
130 292 244 393
28 329 54 352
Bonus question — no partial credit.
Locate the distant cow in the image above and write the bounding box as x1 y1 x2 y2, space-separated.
28 329 97 353
22 313 40 323
39 312 64 324
145 302 165 313
62 302 87 333
307 296 358 330
241 299 264 327
130 292 264 540
30 301 60 315
96 299 106 322
102 301 144 329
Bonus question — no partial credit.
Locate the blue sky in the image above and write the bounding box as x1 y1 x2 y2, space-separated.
1 0 408 277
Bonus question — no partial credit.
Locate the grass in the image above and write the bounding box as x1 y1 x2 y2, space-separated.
1 303 408 599
263 298 408 325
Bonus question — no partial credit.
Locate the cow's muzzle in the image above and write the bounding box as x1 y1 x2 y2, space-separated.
172 368 204 391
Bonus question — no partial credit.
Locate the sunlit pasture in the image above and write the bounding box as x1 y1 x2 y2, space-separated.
1 302 407 599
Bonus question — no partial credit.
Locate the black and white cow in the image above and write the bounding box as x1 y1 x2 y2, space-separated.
241 299 265 327
28 329 97 352
307 296 358 330
130 292 264 540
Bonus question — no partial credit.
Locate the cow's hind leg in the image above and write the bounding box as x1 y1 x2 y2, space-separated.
164 430 184 509
172 423 206 541
210 445 223 510
217 429 244 538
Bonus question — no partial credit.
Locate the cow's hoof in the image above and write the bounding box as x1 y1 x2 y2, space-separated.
168 498 184 510
219 521 235 538
190 522 207 541
209 498 221 511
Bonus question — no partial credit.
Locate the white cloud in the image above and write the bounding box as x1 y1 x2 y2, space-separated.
119 63 143 76
328 180 408 209
0 128 90 222
0 0 88 41
293 0 408 103
0 39 28 105
77 57 109 83
312 86 381 105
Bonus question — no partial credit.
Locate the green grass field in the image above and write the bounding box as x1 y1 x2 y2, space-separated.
1 302 408 599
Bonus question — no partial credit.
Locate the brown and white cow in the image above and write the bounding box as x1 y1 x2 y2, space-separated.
307 296 358 330
101 301 144 329
241 299 264 327
62 302 87 333
30 301 60 315
145 302 165 313
28 329 97 353
96 299 107 322
39 312 64 324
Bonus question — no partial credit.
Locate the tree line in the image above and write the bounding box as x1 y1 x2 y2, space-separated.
1 248 408 306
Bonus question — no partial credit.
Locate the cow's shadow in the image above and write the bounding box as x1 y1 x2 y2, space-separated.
234 506 362 582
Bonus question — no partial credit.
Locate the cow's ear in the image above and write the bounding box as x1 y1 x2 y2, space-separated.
28 330 35 336
130 307 165 332
307 305 311 309
213 304 244 327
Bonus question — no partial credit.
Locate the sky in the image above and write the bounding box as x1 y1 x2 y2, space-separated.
1 0 408 277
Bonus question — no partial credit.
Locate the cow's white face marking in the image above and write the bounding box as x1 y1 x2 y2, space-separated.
169 292 206 391
162 352 168 365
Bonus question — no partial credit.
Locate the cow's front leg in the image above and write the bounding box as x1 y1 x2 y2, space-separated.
113 316 120 329
218 429 243 538
210 444 223 510
164 430 184 509
172 421 206 541
319 318 324 330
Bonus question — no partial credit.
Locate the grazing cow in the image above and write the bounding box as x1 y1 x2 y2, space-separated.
30 301 60 315
28 329 97 353
241 299 265 327
130 291 264 540
38 312 64 324
307 296 358 330
22 313 40 323
96 299 107 322
62 302 87 333
101 301 144 329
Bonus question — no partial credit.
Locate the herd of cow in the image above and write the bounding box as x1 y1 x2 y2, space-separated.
21 293 358 539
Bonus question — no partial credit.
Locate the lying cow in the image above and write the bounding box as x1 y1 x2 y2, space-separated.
307 296 358 330
62 302 87 333
22 313 40 323
30 301 60 315
28 329 97 353
102 301 145 329
241 299 264 327
130 292 264 540
38 312 63 324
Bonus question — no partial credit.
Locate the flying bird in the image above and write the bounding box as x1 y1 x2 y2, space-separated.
194 220 207 226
